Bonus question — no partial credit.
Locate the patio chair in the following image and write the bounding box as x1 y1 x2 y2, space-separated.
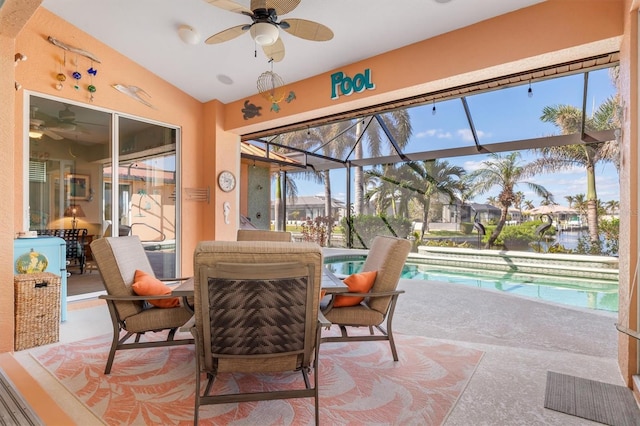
236 229 292 242
321 235 411 361
90 236 194 374
190 240 328 424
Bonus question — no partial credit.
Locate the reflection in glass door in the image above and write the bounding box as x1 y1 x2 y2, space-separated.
117 116 177 278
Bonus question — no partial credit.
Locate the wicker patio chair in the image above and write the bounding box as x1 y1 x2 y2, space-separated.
321 235 411 361
190 240 328 424
236 229 292 242
90 236 193 374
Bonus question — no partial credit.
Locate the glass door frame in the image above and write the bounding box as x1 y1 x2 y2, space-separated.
23 90 183 276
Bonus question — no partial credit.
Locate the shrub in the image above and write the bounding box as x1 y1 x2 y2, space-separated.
300 216 332 246
483 220 553 249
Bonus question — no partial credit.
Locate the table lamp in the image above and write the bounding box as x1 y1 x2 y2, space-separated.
64 204 86 230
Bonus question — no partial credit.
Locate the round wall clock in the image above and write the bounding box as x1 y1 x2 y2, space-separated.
218 170 236 192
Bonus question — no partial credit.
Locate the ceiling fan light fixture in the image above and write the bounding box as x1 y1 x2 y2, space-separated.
250 22 279 46
29 129 43 139
178 25 200 45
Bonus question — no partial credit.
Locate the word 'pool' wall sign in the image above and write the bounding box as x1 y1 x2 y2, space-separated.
330 68 375 100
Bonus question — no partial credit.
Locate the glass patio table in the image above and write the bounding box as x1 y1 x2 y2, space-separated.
171 266 348 298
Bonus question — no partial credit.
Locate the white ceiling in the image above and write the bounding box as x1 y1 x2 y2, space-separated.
41 0 545 104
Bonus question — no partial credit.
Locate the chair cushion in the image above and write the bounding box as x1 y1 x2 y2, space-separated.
333 270 377 307
131 270 180 308
124 305 193 333
323 303 385 326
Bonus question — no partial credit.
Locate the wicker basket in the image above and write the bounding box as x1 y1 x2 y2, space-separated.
14 272 61 351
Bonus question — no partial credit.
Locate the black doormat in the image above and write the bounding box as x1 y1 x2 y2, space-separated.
544 371 640 426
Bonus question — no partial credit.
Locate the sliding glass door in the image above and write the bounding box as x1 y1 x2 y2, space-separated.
27 93 180 288
114 116 177 277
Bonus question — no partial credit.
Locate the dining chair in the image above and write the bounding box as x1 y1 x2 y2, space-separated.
236 229 292 242
190 240 328 424
90 236 193 374
321 235 411 361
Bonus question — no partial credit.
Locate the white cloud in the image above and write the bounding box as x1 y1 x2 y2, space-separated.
415 130 435 138
462 159 484 172
457 128 489 141
416 129 452 139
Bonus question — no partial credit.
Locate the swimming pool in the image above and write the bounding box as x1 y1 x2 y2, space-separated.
324 257 619 313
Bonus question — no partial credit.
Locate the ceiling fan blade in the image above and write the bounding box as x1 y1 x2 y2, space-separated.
253 0 300 16
75 120 108 128
262 37 285 62
31 106 57 124
205 25 248 44
58 104 75 122
204 0 252 15
48 122 76 132
43 129 63 140
281 18 333 41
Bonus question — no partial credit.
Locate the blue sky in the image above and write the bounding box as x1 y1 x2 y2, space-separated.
284 67 619 208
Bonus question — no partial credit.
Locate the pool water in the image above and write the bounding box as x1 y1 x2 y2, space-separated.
324 258 619 313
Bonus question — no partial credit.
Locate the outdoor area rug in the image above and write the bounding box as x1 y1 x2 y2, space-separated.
30 331 483 425
544 371 640 426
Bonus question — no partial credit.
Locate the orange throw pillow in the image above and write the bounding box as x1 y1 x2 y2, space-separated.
131 270 180 308
333 270 377 308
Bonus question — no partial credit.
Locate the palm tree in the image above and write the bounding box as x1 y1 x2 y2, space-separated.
514 191 525 222
539 192 556 206
605 199 619 215
353 111 412 215
530 95 619 243
278 123 353 238
404 160 465 238
524 200 535 210
564 195 575 208
272 171 300 231
469 152 553 248
365 164 415 217
573 193 587 218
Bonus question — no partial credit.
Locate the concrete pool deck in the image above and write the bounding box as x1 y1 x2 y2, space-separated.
324 246 629 424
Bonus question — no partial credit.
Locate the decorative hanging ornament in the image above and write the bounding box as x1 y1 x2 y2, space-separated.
87 62 97 101
256 70 286 112
55 51 66 91
72 71 81 90
72 54 81 90
56 73 66 91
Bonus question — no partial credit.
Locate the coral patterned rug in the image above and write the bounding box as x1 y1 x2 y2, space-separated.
30 331 483 425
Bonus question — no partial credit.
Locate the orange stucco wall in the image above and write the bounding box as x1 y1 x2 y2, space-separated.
13 8 210 275
0 0 637 386
0 0 42 355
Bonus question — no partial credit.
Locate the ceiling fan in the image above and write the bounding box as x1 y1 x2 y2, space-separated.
29 107 68 140
54 104 106 132
203 0 334 62
29 105 95 140
29 118 64 140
